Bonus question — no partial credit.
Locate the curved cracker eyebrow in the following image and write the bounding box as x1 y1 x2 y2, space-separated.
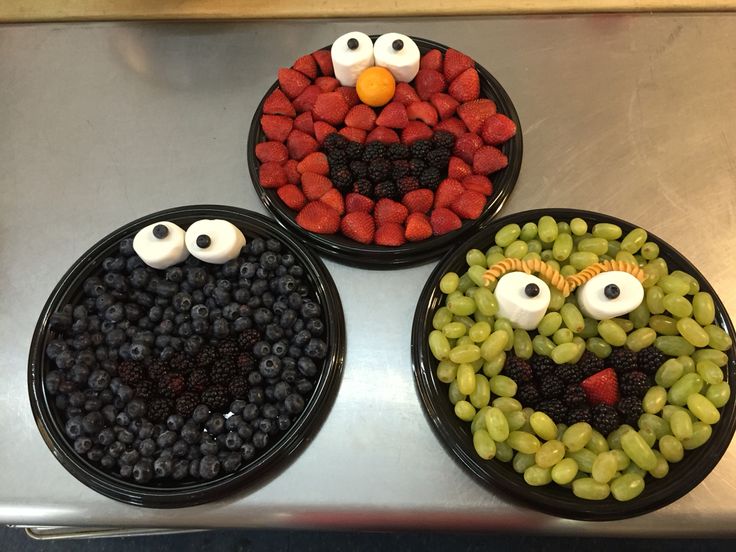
483 258 572 297
564 260 646 289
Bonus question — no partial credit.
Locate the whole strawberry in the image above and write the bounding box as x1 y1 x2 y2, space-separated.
580 368 619 407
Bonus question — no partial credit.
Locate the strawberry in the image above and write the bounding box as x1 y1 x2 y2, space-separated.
293 85 322 114
255 141 288 164
315 76 340 92
430 93 459 120
286 129 318 160
481 113 517 145
453 132 484 164
345 192 375 213
292 54 318 80
301 172 333 200
278 67 310 100
462 174 493 196
320 188 345 215
473 145 508 174
393 82 421 105
296 152 329 175
449 67 480 102
434 117 467 137
344 104 377 131
451 190 486 219
311 49 334 76
430 207 462 235
312 92 349 126
375 102 409 129
340 211 375 244
260 114 293 142
277 184 306 210
295 201 340 234
337 86 360 107
263 88 295 117
443 48 474 81
374 198 408 225
581 368 620 406
339 127 366 144
434 178 465 208
415 69 447 101
406 101 439 126
374 222 406 246
457 99 496 134
448 156 473 180
420 49 443 72
313 121 338 144
404 212 433 242
401 189 434 214
284 159 301 185
366 126 400 144
293 112 314 136
258 162 287 189
401 120 433 145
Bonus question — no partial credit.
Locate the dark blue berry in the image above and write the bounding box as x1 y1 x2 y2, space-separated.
199 455 220 480
157 430 177 448
304 338 328 359
205 414 225 435
65 417 83 439
297 357 318 377
133 459 154 483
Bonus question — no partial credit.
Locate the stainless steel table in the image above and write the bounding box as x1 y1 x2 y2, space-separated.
1 14 735 536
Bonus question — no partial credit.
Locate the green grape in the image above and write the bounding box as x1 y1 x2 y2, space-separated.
489 375 517 397
615 250 638 265
512 452 536 474
696 360 723 384
638 427 656 447
706 381 731 408
626 327 656 352
598 319 627 346
550 342 582 364
523 252 542 263
643 386 667 414
507 431 541 454
466 248 487 267
448 380 465 404
480 331 508 361
527 239 543 254
660 275 690 296
495 224 521 247
655 336 695 357
535 439 566 468
641 264 660 288
457 274 474 293
429 330 451 360
553 233 573 261
621 228 647 254
570 251 599 270
570 217 588 236
454 400 476 422
586 337 612 359
692 348 728 367
629 302 651 329
470 406 489 433
440 272 460 294
505 240 528 259
482 352 505 377
551 458 579 485
682 422 712 450
687 394 720 424
436 360 458 384
567 448 597 473
530 411 557 441
532 335 556 356
432 307 453 330
538 312 562 337
623 463 647 478
456 336 474 347
611 449 630 470
449 343 481 364
659 435 684 463
586 430 610 454
570 337 586 364
592 451 618 483
669 410 693 440
494 440 513 462
442 321 467 339
472 429 496 460
607 425 634 450
579 317 600 339
552 328 574 345
577 237 608 256
447 296 477 320
560 264 577 277
678 355 696 374
494 318 515 351
563 422 593 452
520 222 538 241
648 315 679 336
486 251 506 267
473 287 498 316
611 317 634 334
484 406 510 442
649 257 669 278
610 473 645 502
654 358 684 388
645 286 666 315
557 221 571 234
670 270 700 295
548 287 565 311
469 321 492 343
473 311 494 325
467 265 487 287
704 325 733 351
667 373 704 406
538 215 559 243
453 314 475 329
638 413 671 439
524 465 552 486
456 363 477 395
641 241 660 260
513 329 533 359
560 303 585 333
592 223 622 240
607 240 622 258
492 396 522 413
620 429 657 471
648 451 669 479
676 317 709 347
692 292 715 325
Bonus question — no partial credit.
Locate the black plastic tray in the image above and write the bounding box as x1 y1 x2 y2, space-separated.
411 208 736 520
247 37 523 269
28 205 346 508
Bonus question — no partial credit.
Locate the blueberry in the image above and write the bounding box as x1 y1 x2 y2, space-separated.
108 441 125 457
84 397 103 413
232 317 252 333
256 267 269 280
205 414 225 435
213 287 231 308
181 422 201 445
247 371 263 386
87 446 105 462
65 417 83 439
212 318 230 338
157 319 175 335
74 436 93 454
285 393 306 415
261 403 278 419
304 338 328 360
100 454 116 469
230 400 247 415
252 341 271 358
184 335 204 355
240 262 257 279
104 303 125 323
289 265 304 278
233 288 250 304
188 458 201 478
297 357 318 377
273 382 291 401
225 415 244 432
155 335 171 349
200 435 219 456
240 443 256 461
259 355 281 378
166 414 184 431
119 464 133 479
118 429 135 444
295 379 314 396
265 324 284 341
115 411 131 427
293 330 312 347
120 449 140 466
301 301 321 319
85 369 109 392
247 295 262 309
279 310 297 329
252 431 269 449
97 428 115 446
251 279 268 296
224 431 243 451
192 404 210 424
133 459 154 483
192 319 209 335
199 455 221 480
116 384 134 402
172 292 192 313
129 343 149 361
157 430 178 448
253 308 273 327
277 275 297 295
138 438 156 457
130 268 150 289
242 403 259 422
248 387 265 406
177 322 193 337
172 440 189 458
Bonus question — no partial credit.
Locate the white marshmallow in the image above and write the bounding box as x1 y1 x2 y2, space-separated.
373 33 420 83
184 219 246 264
494 272 552 331
331 31 374 87
133 221 189 270
576 271 644 320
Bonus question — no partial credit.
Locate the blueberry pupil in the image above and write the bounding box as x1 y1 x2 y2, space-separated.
196 234 211 249
347 38 359 50
152 224 168 239
524 283 540 298
392 39 404 51
604 284 621 299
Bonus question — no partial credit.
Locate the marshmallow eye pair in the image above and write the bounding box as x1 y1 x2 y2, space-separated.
331 32 421 86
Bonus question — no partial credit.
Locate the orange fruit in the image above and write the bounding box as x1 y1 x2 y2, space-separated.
356 66 396 107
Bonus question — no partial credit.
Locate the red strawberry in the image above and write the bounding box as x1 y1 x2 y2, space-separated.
340 211 375 244
435 117 467 138
434 178 465 208
420 49 443 72
406 101 439 126
443 48 474 81
295 201 340 234
430 93 459 120
278 68 310 100
293 85 322 114
301 172 333 200
415 69 447 101
374 222 406 246
314 121 337 144
260 114 293 142
311 49 334 76
345 192 375 214
457 99 497 134
401 120 433 145
375 102 409 129
344 104 377 131
430 207 462 235
462 174 493 196
315 76 340 93
481 113 517 145
374 198 408 225
292 54 318 80
258 162 287 189
404 213 433 242
312 92 349 126
393 82 421 105
366 126 400 144
297 152 329 175
277 184 306 210
337 86 360 107
284 159 300 185
255 141 288 164
339 127 367 144
473 146 508 174
449 67 480 102
286 129 318 160
448 156 473 180
401 189 434 214
581 368 619 406
263 88 295 117
451 190 486 220
320 188 345 215
453 132 484 164
293 112 314 136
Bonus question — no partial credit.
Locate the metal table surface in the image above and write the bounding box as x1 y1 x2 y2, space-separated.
1 14 736 536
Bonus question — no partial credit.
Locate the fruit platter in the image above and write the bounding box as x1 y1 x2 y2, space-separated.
247 33 522 267
412 208 736 520
28 206 345 507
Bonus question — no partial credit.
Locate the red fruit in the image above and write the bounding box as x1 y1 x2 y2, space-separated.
462 174 493 196
443 48 474 82
277 184 306 210
402 189 434 214
430 93 459 120
404 213 433 242
435 117 467 137
320 188 345 215
255 141 288 164
314 121 338 144
449 67 480 102
296 152 329 175
295 201 340 234
260 114 293 142
375 102 409 129
374 198 409 225
374 222 406 246
278 67 310 100
451 190 486 220
258 162 287 189
581 368 620 406
430 207 462 235
420 49 443 72
457 99 496 133
312 92 349 126
473 146 508 174
415 69 447 101
366 126 400 144
453 132 484 164
301 172 333 200
345 193 375 214
434 178 465 208
406 101 439 126
315 76 340 92
481 113 517 145
311 49 334 76
293 85 322 113
263 88 295 117
293 112 314 136
339 127 367 144
337 86 360 107
284 159 300 185
286 129 319 161
401 120 433 145
448 156 473 180
292 54 318 80
344 104 377 131
393 82 421 105
340 211 375 244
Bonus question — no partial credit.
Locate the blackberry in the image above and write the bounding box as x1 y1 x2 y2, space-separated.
566 407 592 426
418 167 442 190
331 166 353 191
530 355 556 380
539 375 564 399
620 371 650 399
637 346 665 375
327 150 347 166
187 368 209 393
210 358 236 386
397 176 420 196
349 160 368 179
516 384 540 408
148 361 169 383
432 130 456 149
217 338 239 358
368 159 391 182
362 142 386 162
556 364 582 385
503 356 533 384
344 141 363 161
196 345 216 367
537 399 567 424
169 354 193 374
577 351 605 378
228 376 248 399
617 396 644 426
609 347 638 374
201 385 229 411
118 360 145 384
374 181 398 199
387 143 409 160
135 380 155 400
236 352 255 374
323 133 348 151
408 158 425 176
591 404 621 435
410 140 432 159
147 397 173 422
158 372 185 398
391 159 411 180
563 384 587 408
237 329 261 351
426 147 451 169
353 179 373 196
175 392 199 418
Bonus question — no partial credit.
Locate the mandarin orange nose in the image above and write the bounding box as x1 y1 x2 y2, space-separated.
356 66 396 107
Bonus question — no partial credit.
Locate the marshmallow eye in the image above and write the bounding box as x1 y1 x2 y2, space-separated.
132 221 189 270
494 272 552 331
184 219 246 264
373 33 421 82
576 271 645 320
331 32 374 82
